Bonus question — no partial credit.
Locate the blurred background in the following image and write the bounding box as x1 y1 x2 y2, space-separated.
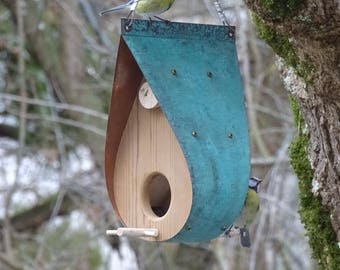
0 0 316 269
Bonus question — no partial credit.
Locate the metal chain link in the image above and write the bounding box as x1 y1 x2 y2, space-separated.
214 0 235 36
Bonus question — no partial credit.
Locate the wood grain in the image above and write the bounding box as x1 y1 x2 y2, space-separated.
112 99 192 241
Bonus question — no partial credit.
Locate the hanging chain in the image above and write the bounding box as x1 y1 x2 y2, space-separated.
214 0 235 37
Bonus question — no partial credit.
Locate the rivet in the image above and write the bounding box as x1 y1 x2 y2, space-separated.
207 71 213 78
186 225 192 231
171 69 177 76
191 130 198 137
227 133 233 139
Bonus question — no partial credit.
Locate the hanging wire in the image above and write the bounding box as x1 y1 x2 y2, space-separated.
214 0 235 37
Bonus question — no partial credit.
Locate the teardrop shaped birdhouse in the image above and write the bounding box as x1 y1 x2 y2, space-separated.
105 19 250 243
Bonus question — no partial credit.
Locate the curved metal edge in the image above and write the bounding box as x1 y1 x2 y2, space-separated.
104 37 143 219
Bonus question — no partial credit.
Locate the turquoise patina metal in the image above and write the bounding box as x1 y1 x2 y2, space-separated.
121 19 250 242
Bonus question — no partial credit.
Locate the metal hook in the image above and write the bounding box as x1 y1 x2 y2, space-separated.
214 1 235 38
124 10 135 32
125 20 133 31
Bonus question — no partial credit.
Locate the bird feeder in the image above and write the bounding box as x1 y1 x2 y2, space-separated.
105 19 250 243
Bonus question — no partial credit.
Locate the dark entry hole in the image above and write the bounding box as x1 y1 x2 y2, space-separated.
143 173 171 218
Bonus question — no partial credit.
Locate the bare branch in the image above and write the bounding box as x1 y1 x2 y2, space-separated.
5 109 106 137
34 77 69 265
254 104 293 123
1 194 74 232
16 0 27 161
0 93 108 121
251 156 290 166
0 252 24 270
56 0 113 55
2 0 27 258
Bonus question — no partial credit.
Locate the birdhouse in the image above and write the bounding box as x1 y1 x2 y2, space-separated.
105 19 250 242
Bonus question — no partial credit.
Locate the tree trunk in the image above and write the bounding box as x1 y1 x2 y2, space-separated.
244 0 340 268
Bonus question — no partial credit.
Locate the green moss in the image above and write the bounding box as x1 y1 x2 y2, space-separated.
289 95 304 133
289 99 340 270
253 14 298 66
259 0 303 20
253 14 314 82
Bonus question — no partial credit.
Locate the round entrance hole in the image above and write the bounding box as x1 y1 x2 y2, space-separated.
143 173 171 218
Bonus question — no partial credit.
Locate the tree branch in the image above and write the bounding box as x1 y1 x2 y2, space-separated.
2 0 107 167
0 93 108 120
0 252 24 270
0 193 74 233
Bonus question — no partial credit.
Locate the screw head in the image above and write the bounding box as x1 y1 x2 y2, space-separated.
171 69 177 76
191 130 198 137
227 133 233 139
207 71 213 78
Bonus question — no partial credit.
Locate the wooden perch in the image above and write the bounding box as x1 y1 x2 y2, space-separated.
106 228 159 238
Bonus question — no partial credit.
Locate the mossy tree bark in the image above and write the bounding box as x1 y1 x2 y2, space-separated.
244 0 340 268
